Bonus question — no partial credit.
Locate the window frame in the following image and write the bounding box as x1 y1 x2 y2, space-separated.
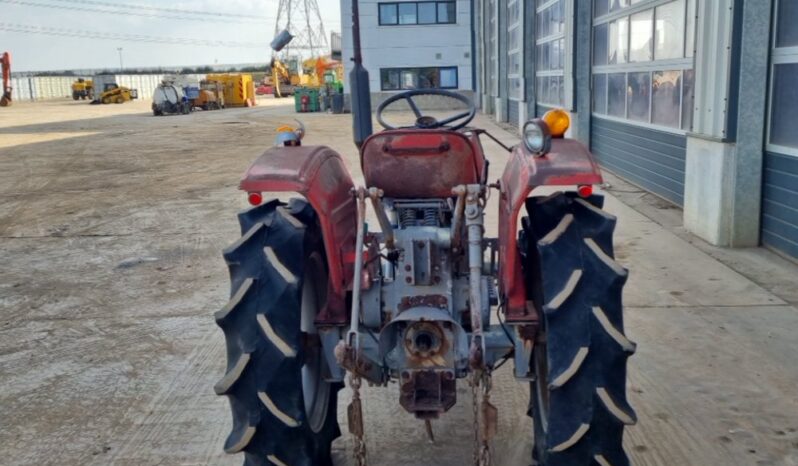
535 0 571 108
379 3 399 25
591 0 695 134
378 1 457 26
417 2 437 24
488 0 498 96
379 66 460 91
766 0 798 157
507 0 523 101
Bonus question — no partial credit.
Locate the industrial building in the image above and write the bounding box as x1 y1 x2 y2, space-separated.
340 0 476 104
471 0 798 261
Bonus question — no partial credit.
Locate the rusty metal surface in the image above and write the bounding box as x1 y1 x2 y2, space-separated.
334 340 379 382
397 294 448 312
239 145 356 324
399 369 457 418
360 130 484 198
403 321 452 371
348 395 365 437
498 139 603 321
481 398 498 441
368 188 395 249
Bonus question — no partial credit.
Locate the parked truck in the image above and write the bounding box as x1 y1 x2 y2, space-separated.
71 78 93 100
152 76 191 115
152 84 189 115
191 80 225 111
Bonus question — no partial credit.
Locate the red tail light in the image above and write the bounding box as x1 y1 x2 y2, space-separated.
247 192 263 206
577 185 593 198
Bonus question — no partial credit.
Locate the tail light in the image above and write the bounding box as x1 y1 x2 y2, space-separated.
247 192 263 206
577 185 593 198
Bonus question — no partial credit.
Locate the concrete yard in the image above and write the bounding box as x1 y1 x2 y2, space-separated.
1 97 798 466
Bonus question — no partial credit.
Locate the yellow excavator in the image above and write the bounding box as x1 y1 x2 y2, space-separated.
270 57 297 98
270 55 343 98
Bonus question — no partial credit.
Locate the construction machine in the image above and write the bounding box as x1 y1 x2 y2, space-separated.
152 79 189 116
215 75 635 466
96 83 137 104
71 78 93 100
90 76 137 105
191 80 225 111
303 55 342 88
1 51 11 107
270 57 297 98
206 73 256 107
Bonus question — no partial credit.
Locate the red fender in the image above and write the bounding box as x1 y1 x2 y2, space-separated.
498 138 603 323
240 145 356 325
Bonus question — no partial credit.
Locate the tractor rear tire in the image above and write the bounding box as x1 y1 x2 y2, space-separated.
216 198 341 466
520 192 636 466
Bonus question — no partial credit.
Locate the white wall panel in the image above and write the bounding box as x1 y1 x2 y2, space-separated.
9 74 213 101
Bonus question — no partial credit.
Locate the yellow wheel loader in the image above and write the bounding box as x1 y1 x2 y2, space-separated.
93 83 138 105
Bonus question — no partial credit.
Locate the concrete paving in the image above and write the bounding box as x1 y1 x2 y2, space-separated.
1 98 797 466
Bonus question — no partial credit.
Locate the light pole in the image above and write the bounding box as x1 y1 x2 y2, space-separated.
117 47 124 71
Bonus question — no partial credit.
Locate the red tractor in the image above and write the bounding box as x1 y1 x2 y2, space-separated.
215 89 635 466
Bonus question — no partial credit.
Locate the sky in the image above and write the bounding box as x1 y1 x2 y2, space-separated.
0 0 342 72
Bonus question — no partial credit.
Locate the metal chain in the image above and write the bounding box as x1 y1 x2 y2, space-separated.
479 372 493 466
471 374 481 466
348 362 489 466
348 373 368 466
470 371 494 466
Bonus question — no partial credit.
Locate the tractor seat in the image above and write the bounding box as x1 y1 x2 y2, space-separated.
360 129 482 199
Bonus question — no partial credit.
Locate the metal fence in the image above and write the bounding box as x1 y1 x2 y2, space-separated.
9 74 206 101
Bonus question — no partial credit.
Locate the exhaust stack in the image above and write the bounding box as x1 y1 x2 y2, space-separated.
349 0 373 147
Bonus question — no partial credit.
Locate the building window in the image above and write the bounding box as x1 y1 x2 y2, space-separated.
592 0 696 131
768 0 798 153
536 0 566 107
507 0 523 101
399 3 417 24
380 67 459 90
378 1 456 25
488 0 498 96
379 4 399 25
418 2 436 23
438 2 456 23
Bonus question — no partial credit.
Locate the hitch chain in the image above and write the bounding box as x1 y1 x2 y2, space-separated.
471 371 496 466
347 373 368 466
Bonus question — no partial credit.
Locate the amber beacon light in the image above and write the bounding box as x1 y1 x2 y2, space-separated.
542 108 570 138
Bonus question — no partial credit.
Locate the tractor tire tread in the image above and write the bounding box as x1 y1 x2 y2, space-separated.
217 199 340 466
522 191 635 466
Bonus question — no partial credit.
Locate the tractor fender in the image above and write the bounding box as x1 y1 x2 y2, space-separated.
497 138 603 323
240 145 357 325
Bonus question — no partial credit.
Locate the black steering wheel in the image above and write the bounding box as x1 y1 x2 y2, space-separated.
376 89 477 131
